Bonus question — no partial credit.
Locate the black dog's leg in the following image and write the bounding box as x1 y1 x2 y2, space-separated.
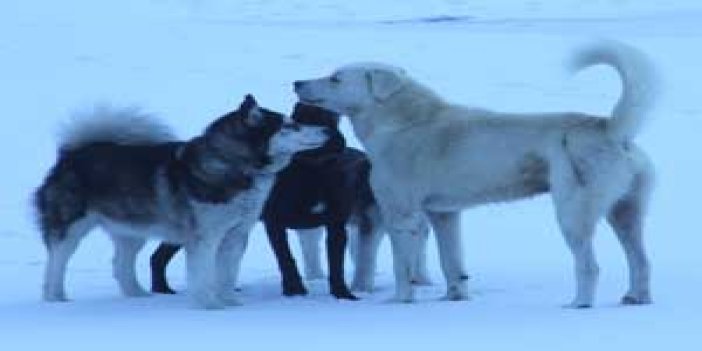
264 221 307 296
326 223 358 300
150 243 181 294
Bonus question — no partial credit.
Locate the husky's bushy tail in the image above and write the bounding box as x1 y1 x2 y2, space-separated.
36 105 176 246
570 41 659 141
58 104 176 152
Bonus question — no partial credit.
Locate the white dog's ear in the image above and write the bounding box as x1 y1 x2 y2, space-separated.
366 69 406 101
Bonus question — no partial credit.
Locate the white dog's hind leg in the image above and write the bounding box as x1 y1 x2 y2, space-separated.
110 234 148 297
607 172 653 305
43 218 93 302
555 200 600 308
412 219 432 286
427 211 469 301
186 236 225 310
552 185 601 309
296 228 325 280
215 228 251 306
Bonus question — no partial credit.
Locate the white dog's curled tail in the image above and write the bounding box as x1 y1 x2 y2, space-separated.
59 104 176 152
570 40 659 141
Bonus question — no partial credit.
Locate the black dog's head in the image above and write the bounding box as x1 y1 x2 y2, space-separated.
292 103 341 128
291 103 345 159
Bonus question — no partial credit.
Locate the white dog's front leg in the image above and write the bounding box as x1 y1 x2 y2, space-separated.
186 238 225 310
388 229 417 303
350 222 383 292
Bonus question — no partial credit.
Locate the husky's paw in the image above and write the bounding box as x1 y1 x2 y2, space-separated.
563 301 592 309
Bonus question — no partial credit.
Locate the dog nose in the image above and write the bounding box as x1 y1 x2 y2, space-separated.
293 81 305 90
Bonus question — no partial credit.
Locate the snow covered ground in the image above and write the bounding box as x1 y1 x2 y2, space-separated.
1 1 701 349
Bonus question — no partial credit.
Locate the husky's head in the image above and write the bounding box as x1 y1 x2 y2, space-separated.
197 95 329 176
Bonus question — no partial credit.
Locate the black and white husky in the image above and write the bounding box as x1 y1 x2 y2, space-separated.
34 95 328 309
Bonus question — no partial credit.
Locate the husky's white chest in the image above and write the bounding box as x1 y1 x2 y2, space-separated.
191 175 275 233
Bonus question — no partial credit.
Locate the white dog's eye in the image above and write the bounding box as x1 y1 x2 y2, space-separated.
330 75 341 84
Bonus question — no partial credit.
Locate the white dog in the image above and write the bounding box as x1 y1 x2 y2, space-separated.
294 41 657 308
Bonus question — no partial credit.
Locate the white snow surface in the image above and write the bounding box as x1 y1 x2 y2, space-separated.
1 1 701 350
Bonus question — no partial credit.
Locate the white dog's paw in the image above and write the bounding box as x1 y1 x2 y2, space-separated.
441 287 471 302
440 279 470 301
305 270 325 281
410 274 432 286
218 291 243 307
123 286 151 298
621 293 652 306
441 292 471 302
43 291 70 302
191 292 226 310
391 288 416 303
195 299 226 310
350 278 375 293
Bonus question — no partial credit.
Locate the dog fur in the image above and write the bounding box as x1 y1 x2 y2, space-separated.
294 41 658 308
34 95 328 309
148 103 399 300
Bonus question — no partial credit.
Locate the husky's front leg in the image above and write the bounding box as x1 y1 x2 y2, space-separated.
215 224 253 306
185 235 225 310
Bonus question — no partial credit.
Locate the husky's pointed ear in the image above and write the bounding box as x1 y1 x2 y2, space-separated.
239 94 258 113
240 94 262 125
366 68 407 101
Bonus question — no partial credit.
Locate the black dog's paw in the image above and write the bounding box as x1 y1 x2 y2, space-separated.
283 282 308 297
152 285 177 295
331 288 359 300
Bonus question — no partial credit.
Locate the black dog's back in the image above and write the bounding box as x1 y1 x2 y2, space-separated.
261 147 372 228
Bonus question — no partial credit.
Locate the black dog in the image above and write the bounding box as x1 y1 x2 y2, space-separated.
150 103 378 300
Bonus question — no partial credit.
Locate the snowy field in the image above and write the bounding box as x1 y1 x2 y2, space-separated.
2 0 702 349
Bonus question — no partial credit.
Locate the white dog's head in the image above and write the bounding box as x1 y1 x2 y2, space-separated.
294 63 408 116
